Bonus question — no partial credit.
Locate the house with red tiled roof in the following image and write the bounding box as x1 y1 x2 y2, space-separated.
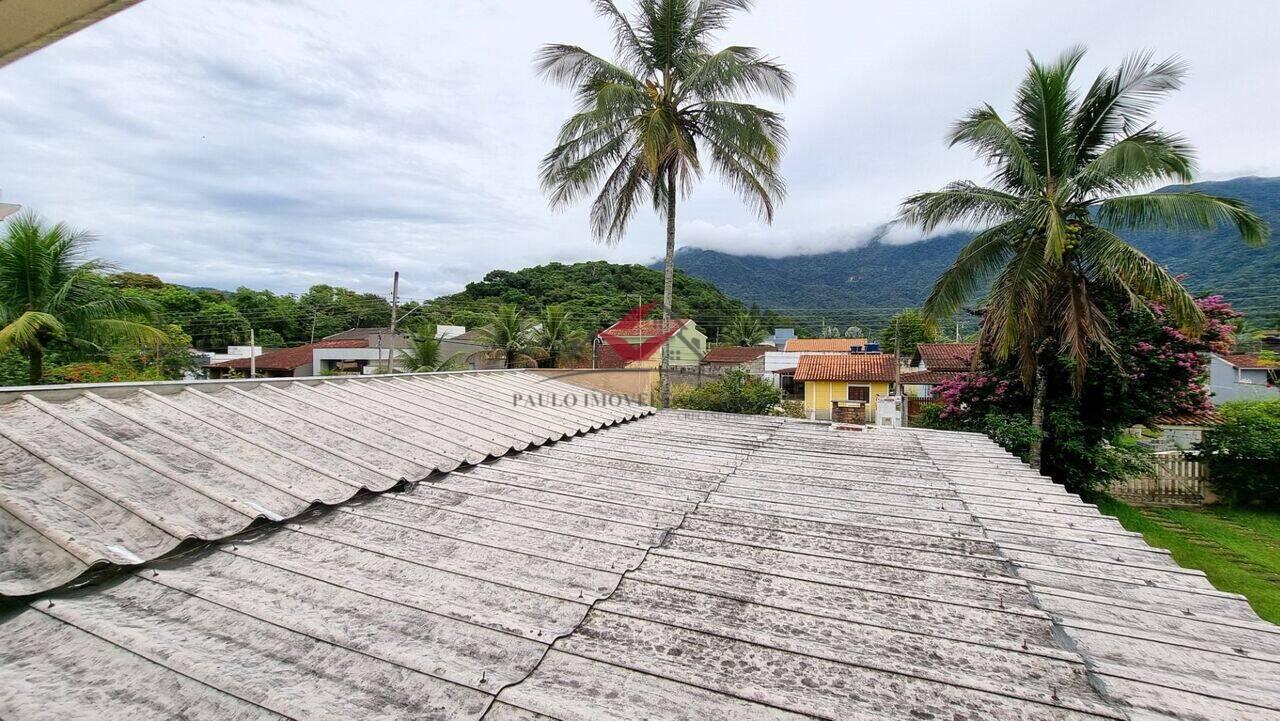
902 343 979 398
597 316 706 367
206 339 367 379
794 354 897 422
1208 352 1280 403
783 337 870 353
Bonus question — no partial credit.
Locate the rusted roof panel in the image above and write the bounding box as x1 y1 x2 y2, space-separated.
0 371 650 598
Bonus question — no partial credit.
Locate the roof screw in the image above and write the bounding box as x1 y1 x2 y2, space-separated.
1235 647 1248 656
1182 608 1195 616
1021 639 1028 650
480 671 487 684
577 590 584 599
46 600 54 608
1050 686 1059 701
152 570 159 577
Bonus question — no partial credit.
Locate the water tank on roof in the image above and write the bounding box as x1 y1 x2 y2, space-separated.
865 342 881 353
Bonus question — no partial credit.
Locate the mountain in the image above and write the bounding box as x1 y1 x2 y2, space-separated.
661 177 1280 328
424 260 790 340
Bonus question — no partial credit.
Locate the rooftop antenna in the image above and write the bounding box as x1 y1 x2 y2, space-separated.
386 271 400 374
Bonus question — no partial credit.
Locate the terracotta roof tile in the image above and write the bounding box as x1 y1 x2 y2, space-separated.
211 339 367 371
783 338 869 352
900 370 962 385
793 354 896 382
1154 410 1225 427
701 346 769 363
599 319 691 338
1218 353 1280 369
915 343 977 371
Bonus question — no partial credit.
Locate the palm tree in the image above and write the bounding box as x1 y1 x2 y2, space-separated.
722 312 767 346
398 323 464 372
0 213 168 385
538 0 792 406
478 305 539 368
899 48 1268 468
533 305 588 367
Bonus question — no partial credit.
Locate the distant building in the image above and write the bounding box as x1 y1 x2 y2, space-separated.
794 353 897 422
206 340 367 378
901 342 978 398
783 337 869 353
765 327 795 350
598 318 706 367
700 345 769 374
1208 353 1280 403
314 326 473 374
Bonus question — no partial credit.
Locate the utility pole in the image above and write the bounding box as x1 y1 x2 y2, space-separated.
893 317 901 397
386 271 399 374
310 314 317 344
249 328 256 379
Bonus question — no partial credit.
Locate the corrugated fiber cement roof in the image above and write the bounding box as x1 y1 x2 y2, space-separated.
0 374 1276 720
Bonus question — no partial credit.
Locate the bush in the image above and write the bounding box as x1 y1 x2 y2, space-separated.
774 399 805 418
1197 400 1280 506
669 369 781 415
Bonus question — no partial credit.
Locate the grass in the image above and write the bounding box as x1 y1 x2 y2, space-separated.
1096 498 1280 625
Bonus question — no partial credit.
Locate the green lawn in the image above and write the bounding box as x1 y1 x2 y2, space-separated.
1096 498 1280 625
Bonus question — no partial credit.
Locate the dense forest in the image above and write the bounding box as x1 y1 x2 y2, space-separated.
662 176 1280 329
422 261 793 341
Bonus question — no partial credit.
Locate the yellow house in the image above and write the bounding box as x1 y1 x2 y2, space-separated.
794 354 896 422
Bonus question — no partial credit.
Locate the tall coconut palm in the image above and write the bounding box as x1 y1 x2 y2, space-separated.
533 305 588 367
478 305 539 369
538 0 792 405
722 312 767 346
899 48 1268 468
398 323 464 372
0 213 167 385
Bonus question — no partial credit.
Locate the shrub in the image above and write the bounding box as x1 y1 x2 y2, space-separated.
1197 399 1280 506
774 399 805 418
669 369 781 415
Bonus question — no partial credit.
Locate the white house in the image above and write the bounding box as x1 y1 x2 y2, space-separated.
1207 353 1279 403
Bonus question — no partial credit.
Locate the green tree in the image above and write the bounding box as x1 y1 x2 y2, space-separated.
899 48 1268 468
478 305 539 368
880 308 938 356
538 0 792 406
190 302 249 350
398 323 464 372
0 214 166 384
670 368 780 414
722 313 768 346
533 305 588 368
1196 400 1280 506
253 328 286 348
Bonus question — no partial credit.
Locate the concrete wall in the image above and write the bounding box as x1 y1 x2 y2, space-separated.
530 368 654 405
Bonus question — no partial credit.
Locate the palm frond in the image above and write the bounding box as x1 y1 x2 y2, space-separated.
897 182 1021 233
0 311 64 353
1070 51 1187 166
1054 275 1114 392
1077 226 1204 331
86 318 170 348
590 0 649 69
1097 191 1270 247
921 221 1019 321
679 46 793 102
948 105 1040 192
535 44 642 90
1015 46 1083 184
1073 127 1193 194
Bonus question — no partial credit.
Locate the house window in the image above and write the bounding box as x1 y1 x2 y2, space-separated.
846 385 870 402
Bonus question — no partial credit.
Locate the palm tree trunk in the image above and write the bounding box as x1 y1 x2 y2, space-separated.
27 346 42 385
1028 363 1048 470
660 169 676 408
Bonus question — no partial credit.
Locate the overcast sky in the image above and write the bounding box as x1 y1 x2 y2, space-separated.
1 1 1277 300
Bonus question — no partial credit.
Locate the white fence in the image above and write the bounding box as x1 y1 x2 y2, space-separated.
1111 452 1210 505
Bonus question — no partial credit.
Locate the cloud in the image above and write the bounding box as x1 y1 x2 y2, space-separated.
0 0 1277 300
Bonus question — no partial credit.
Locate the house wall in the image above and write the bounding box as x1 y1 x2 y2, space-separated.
610 323 707 366
803 380 891 421
1208 355 1280 403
